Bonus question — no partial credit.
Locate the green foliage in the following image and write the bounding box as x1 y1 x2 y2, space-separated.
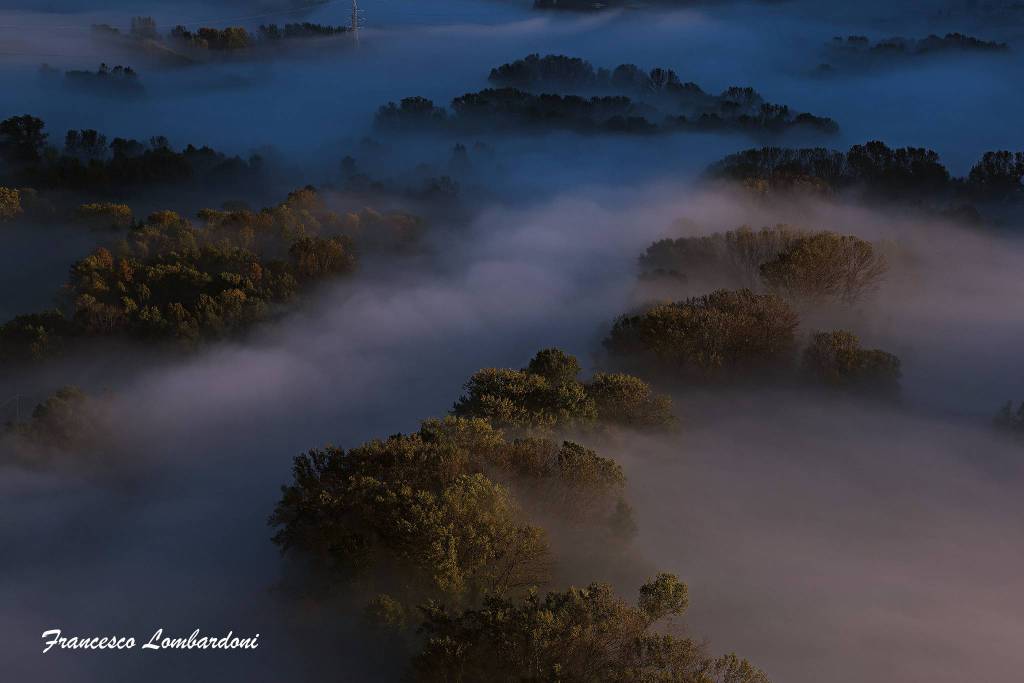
379 54 835 138
604 289 799 382
75 202 133 229
453 367 596 432
0 115 261 194
270 418 550 610
760 232 887 305
0 114 47 164
640 225 805 289
0 310 70 363
801 331 901 395
587 373 677 429
4 386 104 451
171 26 251 50
968 151 1024 200
258 22 350 40
708 141 949 198
0 188 418 362
270 416 646 612
377 84 834 137
638 572 689 623
641 227 886 306
526 347 582 385
288 235 356 283
412 576 770 683
452 348 676 432
0 186 22 220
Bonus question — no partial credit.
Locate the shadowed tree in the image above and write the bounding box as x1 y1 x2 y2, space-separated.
412 573 770 683
801 330 901 396
0 114 47 164
453 349 675 432
760 232 887 305
604 289 799 382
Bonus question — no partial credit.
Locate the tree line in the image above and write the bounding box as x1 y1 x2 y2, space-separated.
92 16 352 53
0 188 421 364
605 289 901 396
0 114 263 197
640 225 888 306
270 347 771 681
706 141 1024 216
375 55 838 138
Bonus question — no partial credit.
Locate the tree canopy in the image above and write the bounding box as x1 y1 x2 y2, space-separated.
801 331 901 396
413 575 770 683
759 232 887 305
0 188 421 364
270 416 639 616
604 290 800 382
452 348 676 432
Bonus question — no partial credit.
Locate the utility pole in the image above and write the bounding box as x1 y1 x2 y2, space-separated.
351 0 361 46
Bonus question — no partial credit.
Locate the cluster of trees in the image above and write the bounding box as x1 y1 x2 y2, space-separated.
452 348 676 433
828 33 1009 58
707 142 947 197
61 63 144 97
801 331 902 395
0 115 263 195
707 141 1024 206
1 188 129 229
0 186 59 224
375 90 657 135
271 416 636 613
604 289 901 395
414 578 770 682
271 390 767 680
0 188 420 363
75 202 134 230
169 26 253 51
487 54 837 135
759 231 887 305
376 89 835 137
91 16 351 54
489 54 712 96
376 55 837 137
817 33 1010 75
256 23 350 41
966 151 1024 200
640 226 888 306
2 386 104 453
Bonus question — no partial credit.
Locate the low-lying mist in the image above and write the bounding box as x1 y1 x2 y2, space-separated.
4 175 1023 680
